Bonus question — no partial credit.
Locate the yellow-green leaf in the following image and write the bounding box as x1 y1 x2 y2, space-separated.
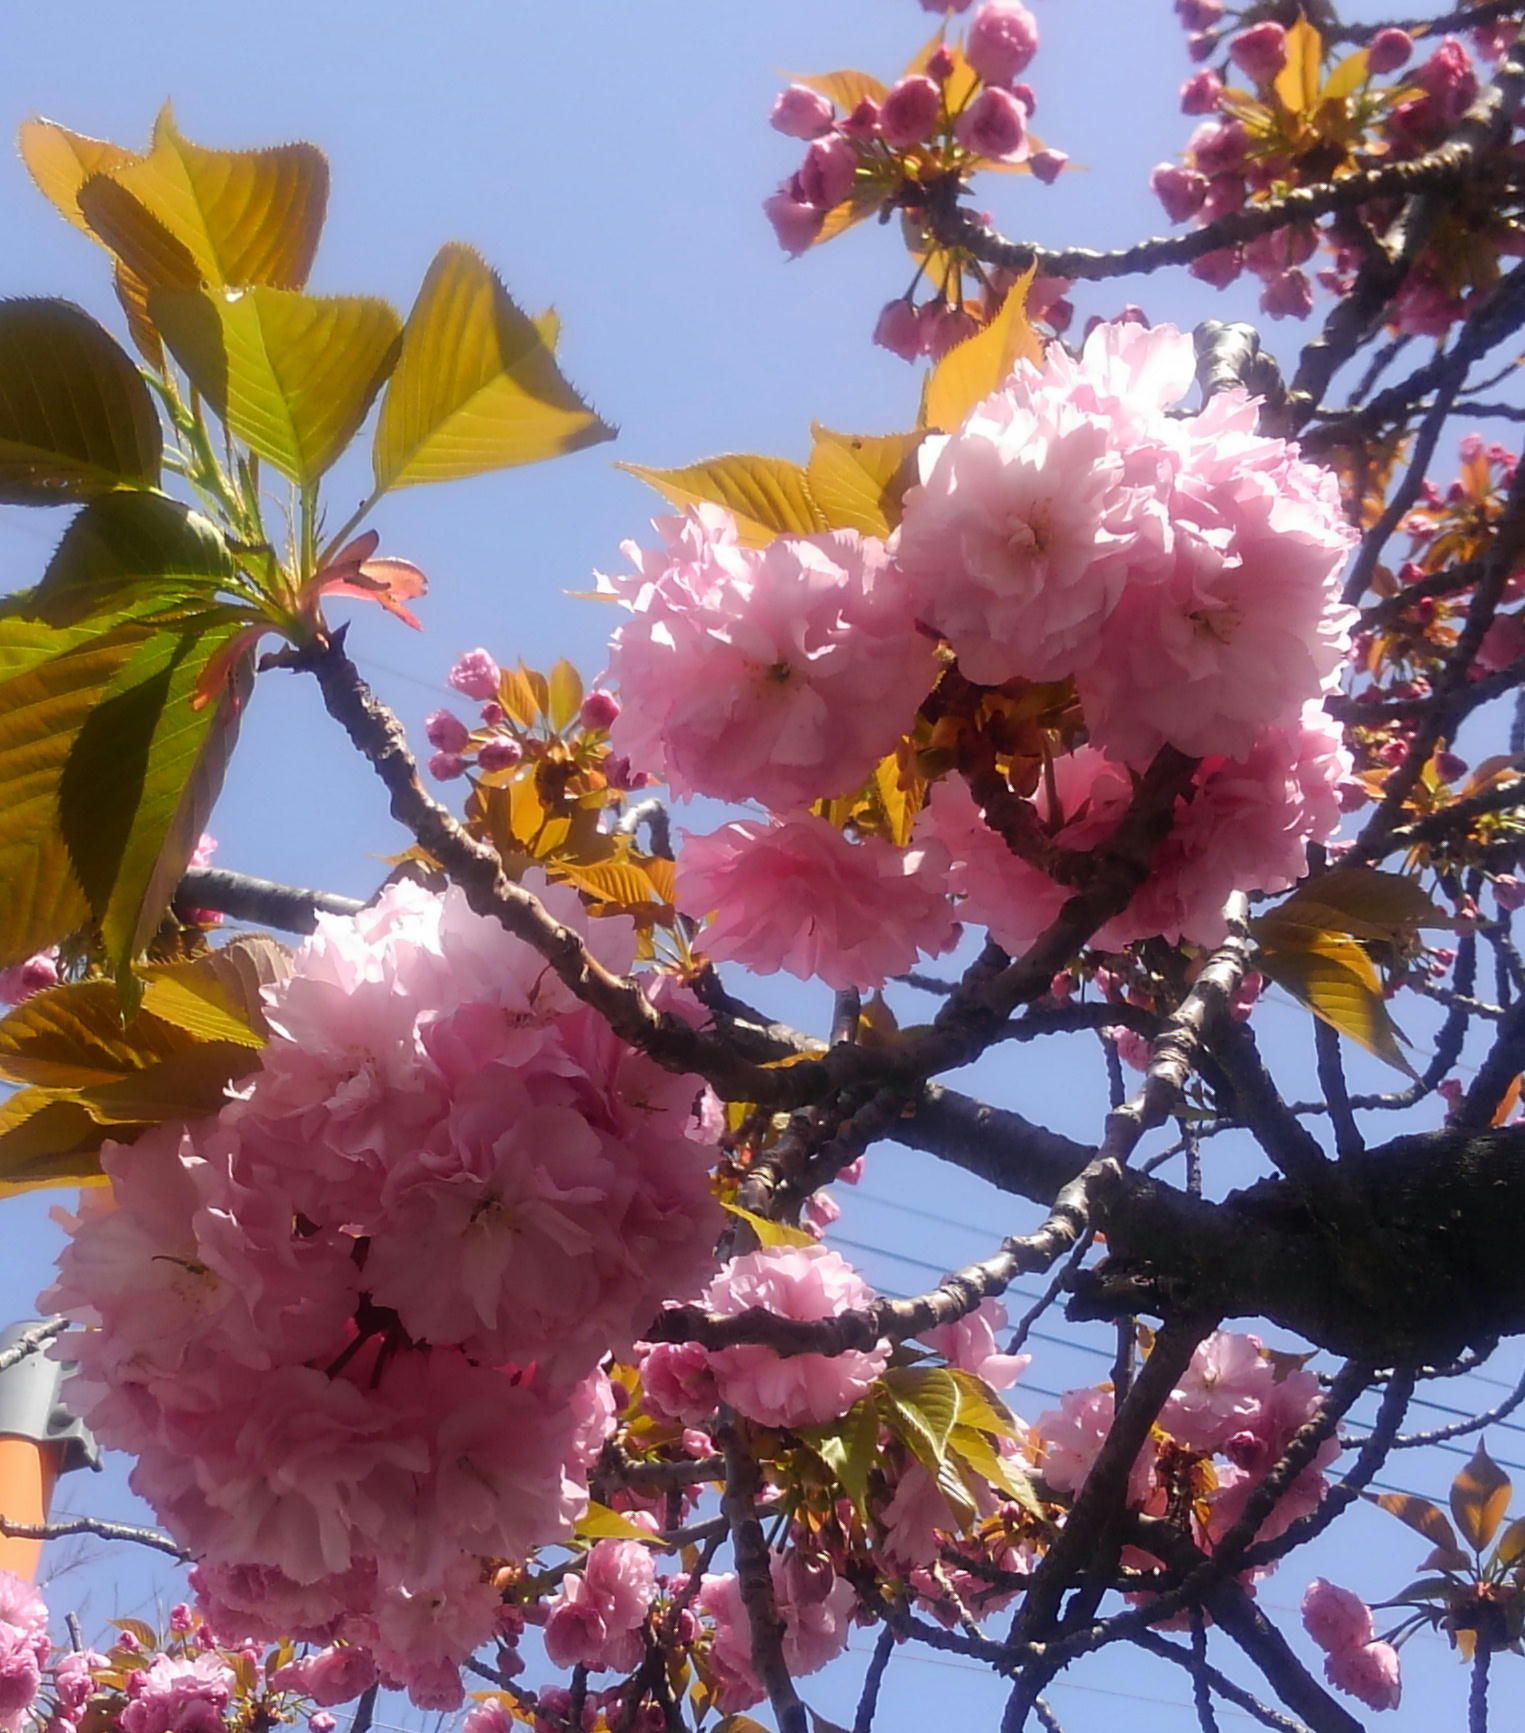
881 1365 961 1470
373 243 613 493
806 425 922 537
1273 16 1324 116
76 106 327 293
552 854 669 910
573 1502 664 1545
1255 868 1455 948
547 659 585 732
1369 1491 1470 1568
0 1089 107 1197
0 300 161 503
1320 48 1371 107
31 495 236 629
949 1424 1046 1521
18 118 136 235
150 286 402 486
801 1398 880 1515
719 1200 817 1250
946 1368 1018 1438
922 266 1041 433
1256 933 1415 1074
1451 1442 1512 1553
619 454 825 548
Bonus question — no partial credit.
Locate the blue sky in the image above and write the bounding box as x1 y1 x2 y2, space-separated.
1 2 1520 1728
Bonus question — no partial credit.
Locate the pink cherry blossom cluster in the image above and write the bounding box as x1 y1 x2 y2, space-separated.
424 646 626 783
1036 1331 1339 1563
606 321 1353 987
45 878 724 1710
0 1572 49 1733
1301 1579 1403 1712
1158 13 1518 333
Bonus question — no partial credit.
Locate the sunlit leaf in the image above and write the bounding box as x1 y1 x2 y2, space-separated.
547 659 584 732
946 1368 1018 1438
76 106 327 293
1256 868 1456 947
1320 48 1372 107
373 243 613 493
802 1398 880 1515
949 1424 1046 1521
0 300 161 504
18 118 136 233
806 425 922 537
1370 1491 1470 1569
619 454 825 547
139 937 287 1046
552 854 670 911
31 495 236 629
1451 1442 1512 1553
151 286 402 486
1273 16 1324 117
573 1503 665 1545
719 1200 816 1250
923 266 1041 433
1256 933 1415 1075
793 69 888 114
880 1365 961 1470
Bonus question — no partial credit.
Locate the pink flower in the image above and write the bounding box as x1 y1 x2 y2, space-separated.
1029 149 1068 185
477 738 522 772
880 76 942 148
798 135 857 210
424 709 470 754
0 1632 41 1733
920 1299 1029 1390
1159 1332 1277 1455
1228 22 1288 84
1325 1641 1402 1712
544 1541 656 1673
605 513 936 808
1189 244 1244 288
954 87 1029 162
966 2 1040 86
1260 268 1314 320
695 1561 853 1712
874 298 925 361
1179 69 1224 114
922 303 979 360
447 649 500 701
1189 119 1248 177
579 689 620 730
1151 163 1208 222
640 1340 721 1425
462 1704 515 1733
1036 1387 1157 1508
428 751 466 781
0 949 59 1005
272 1646 378 1707
677 817 959 992
1475 611 1525 674
701 1247 890 1428
1175 0 1223 27
770 84 835 140
763 186 824 256
1368 28 1413 73
1301 1580 1375 1654
120 1655 235 1733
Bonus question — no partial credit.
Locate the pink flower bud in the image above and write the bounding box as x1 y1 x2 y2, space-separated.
763 187 824 255
1368 27 1414 74
873 298 924 361
1301 1579 1375 1654
477 738 524 772
579 689 621 730
1011 81 1037 114
840 97 881 140
921 0 974 10
1496 874 1525 912
448 647 500 701
169 1604 195 1635
1174 0 1223 27
923 303 979 359
1259 267 1314 320
1179 68 1224 114
799 134 857 210
1029 148 1068 184
310 1716 337 1733
1324 1641 1401 1712
480 700 505 725
770 84 835 140
1435 750 1468 781
1189 118 1248 176
880 75 942 147
1187 29 1218 61
954 85 1028 161
967 1 1040 87
927 45 957 83
1151 162 1208 221
428 751 467 781
1229 21 1288 85
424 708 471 754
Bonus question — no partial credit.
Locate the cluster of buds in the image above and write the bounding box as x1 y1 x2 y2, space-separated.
763 2 1071 358
1155 7 1525 332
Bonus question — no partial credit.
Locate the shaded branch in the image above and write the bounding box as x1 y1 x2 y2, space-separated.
0 1514 188 1561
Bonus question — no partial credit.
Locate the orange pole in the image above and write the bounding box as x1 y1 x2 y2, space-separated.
0 1438 57 1581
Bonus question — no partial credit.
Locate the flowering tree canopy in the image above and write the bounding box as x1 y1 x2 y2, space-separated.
6 4 1525 1733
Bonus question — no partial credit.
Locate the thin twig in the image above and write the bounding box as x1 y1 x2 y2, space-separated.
0 1514 188 1561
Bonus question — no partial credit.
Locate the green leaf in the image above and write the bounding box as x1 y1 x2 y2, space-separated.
372 243 613 493
58 623 251 998
945 1368 1018 1438
0 300 161 503
880 1365 961 1471
619 454 826 548
1256 934 1415 1075
802 1398 881 1515
573 1502 664 1545
1452 1441 1512 1553
31 495 237 628
0 618 151 967
923 266 1041 434
140 935 287 1044
719 1200 817 1250
806 425 922 537
1494 1515 1525 1570
76 106 327 293
1256 868 1456 947
948 1424 1046 1522
150 286 402 486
